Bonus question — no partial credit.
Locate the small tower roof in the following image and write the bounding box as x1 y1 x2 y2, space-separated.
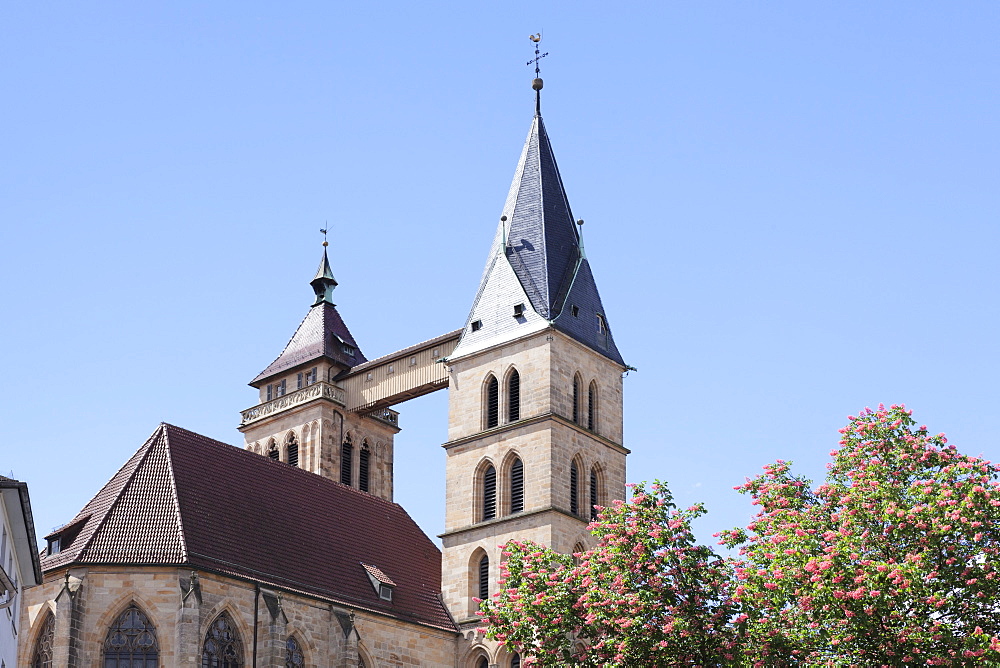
251 249 366 386
450 92 625 366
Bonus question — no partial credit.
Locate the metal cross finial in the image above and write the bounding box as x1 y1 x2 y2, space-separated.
527 33 548 78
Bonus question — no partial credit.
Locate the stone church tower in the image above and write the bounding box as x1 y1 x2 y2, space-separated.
440 78 629 653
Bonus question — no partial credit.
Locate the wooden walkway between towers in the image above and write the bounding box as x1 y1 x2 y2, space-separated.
339 329 462 412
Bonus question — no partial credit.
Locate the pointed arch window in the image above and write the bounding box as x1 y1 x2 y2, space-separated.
510 457 524 514
590 467 600 520
478 554 490 601
587 381 597 431
511 652 521 668
482 464 497 521
267 440 279 461
508 369 520 422
31 612 54 668
202 611 243 667
477 658 489 668
359 441 371 493
485 375 499 429
341 436 353 486
572 375 581 424
570 460 580 516
103 604 159 667
286 433 299 467
285 635 304 667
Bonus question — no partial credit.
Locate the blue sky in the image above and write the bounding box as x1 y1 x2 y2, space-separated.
2 3 998 549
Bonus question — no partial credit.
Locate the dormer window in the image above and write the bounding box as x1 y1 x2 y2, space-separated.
513 303 524 317
471 320 483 332
361 563 396 603
341 344 356 357
47 536 61 555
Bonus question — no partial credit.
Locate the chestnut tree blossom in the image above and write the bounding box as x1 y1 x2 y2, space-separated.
720 404 1000 666
480 482 749 666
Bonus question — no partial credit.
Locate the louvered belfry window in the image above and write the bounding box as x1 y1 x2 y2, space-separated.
359 443 370 493
103 604 159 667
570 460 580 516
267 441 279 461
486 376 499 428
588 381 596 431
572 376 580 423
508 370 520 422
286 434 299 468
590 467 599 520
341 438 353 486
483 465 497 520
510 458 524 514
478 554 490 601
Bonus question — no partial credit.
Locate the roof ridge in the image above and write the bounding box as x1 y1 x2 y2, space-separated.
159 425 189 562
75 425 166 562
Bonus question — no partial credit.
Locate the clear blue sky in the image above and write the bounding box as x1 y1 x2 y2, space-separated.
2 3 998 549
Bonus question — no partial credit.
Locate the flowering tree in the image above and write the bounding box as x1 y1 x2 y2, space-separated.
480 482 749 666
720 404 1000 666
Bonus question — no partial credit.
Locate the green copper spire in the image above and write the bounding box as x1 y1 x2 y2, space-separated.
310 244 338 306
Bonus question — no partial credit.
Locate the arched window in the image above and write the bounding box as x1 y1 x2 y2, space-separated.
286 635 304 667
478 554 490 601
267 440 279 461
485 375 499 429
508 369 520 422
202 611 243 667
572 375 581 424
359 441 371 493
570 459 580 516
286 433 299 467
341 436 353 486
103 604 158 667
588 381 597 431
31 612 54 668
476 658 489 668
573 542 585 565
482 464 497 521
511 652 521 668
590 466 600 520
510 457 524 514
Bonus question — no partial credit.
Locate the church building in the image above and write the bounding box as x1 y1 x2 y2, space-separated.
19 70 629 667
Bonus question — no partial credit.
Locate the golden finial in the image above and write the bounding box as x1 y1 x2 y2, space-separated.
320 225 329 247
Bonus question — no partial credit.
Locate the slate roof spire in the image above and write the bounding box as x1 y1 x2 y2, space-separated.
311 243 339 306
449 75 625 366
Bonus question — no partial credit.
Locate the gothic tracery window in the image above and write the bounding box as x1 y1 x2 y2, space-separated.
285 635 304 668
201 612 243 668
31 612 54 668
103 604 159 668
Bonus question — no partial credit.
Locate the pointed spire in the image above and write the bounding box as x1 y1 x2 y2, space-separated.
310 239 338 306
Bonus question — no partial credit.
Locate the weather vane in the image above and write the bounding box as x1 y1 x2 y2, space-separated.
320 224 329 247
527 33 548 78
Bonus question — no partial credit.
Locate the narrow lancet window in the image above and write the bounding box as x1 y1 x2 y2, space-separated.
341 437 353 486
570 460 580 516
572 376 580 424
486 375 499 428
478 554 490 601
588 381 597 431
359 442 371 493
483 465 497 521
508 370 520 422
590 467 599 520
510 458 524 514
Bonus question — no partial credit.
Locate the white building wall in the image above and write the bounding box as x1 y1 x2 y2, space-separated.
0 482 40 668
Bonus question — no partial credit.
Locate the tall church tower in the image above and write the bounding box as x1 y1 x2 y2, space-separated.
440 74 629 641
238 244 400 501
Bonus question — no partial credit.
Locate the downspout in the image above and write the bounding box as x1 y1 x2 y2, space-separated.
252 584 260 668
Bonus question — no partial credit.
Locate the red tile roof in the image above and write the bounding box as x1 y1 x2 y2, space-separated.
41 424 454 632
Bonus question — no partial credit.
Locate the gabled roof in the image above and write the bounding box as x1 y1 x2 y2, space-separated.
252 302 367 385
40 424 454 632
450 112 625 366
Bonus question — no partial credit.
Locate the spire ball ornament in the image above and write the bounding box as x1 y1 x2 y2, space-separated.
532 78 543 91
